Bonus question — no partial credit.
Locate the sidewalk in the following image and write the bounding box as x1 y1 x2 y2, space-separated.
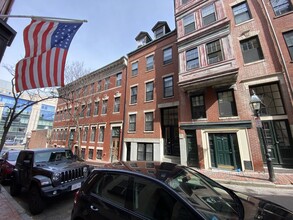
0 186 32 220
198 168 293 189
0 168 292 220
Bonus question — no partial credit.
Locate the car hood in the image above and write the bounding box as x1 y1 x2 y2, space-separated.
235 191 293 219
35 161 87 171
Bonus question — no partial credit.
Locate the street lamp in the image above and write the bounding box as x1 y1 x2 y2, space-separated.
249 90 275 182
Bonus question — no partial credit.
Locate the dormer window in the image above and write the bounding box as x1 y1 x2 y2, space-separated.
137 37 147 47
135 32 152 48
154 27 164 39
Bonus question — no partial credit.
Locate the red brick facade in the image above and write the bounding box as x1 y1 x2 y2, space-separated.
52 57 127 163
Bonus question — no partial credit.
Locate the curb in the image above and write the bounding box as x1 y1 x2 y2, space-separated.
216 179 293 190
0 185 32 220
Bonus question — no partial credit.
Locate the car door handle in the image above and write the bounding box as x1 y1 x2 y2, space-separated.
90 205 99 212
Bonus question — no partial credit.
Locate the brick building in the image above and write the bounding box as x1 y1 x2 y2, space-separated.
174 0 293 171
52 57 127 163
122 22 181 163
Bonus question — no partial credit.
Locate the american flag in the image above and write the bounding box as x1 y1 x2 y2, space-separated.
15 19 82 92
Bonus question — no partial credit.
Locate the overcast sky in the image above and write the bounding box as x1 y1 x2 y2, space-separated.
1 0 175 82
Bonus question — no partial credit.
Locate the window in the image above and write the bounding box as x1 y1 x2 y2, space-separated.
129 114 136 132
217 90 237 117
92 173 128 207
86 103 91 117
131 86 138 104
90 83 94 93
145 112 154 131
81 148 85 159
88 149 93 159
232 1 252 24
202 4 216 26
270 0 292 16
90 127 96 142
94 101 99 115
206 40 223 64
163 76 174 98
83 127 88 142
102 100 108 114
146 55 154 71
99 126 105 142
137 143 153 161
116 72 122 86
132 62 138 76
186 48 199 70
96 149 102 159
240 36 264 63
191 95 206 119
250 83 285 115
181 0 189 4
114 97 120 113
155 27 164 39
283 31 293 60
183 13 195 34
163 47 172 64
146 81 154 101
81 104 86 117
97 80 102 91
104 77 110 90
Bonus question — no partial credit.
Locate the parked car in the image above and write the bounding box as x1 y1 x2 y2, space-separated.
72 161 293 220
0 149 20 184
10 148 92 215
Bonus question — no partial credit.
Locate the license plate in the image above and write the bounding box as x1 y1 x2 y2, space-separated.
71 182 81 191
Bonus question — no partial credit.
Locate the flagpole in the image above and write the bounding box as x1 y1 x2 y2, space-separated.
0 14 87 23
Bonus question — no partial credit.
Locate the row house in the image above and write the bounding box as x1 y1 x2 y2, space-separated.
52 57 127 163
122 22 181 164
174 0 293 171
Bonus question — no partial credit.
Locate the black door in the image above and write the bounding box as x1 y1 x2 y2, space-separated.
260 120 293 167
209 133 241 170
161 107 180 156
186 131 199 167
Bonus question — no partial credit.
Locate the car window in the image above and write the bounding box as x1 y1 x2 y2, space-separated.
7 152 20 161
91 173 129 208
166 168 240 219
131 175 196 220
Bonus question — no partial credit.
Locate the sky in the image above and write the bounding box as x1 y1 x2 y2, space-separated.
1 0 175 82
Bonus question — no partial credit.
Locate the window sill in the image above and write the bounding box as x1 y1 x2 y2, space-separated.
144 131 154 133
127 131 136 134
234 18 254 27
273 10 293 19
219 116 239 120
243 59 265 66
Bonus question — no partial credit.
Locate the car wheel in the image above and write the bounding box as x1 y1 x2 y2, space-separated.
29 185 45 215
10 179 21 196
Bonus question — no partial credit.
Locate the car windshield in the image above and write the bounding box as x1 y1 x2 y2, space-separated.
34 150 74 163
7 151 20 161
164 167 242 219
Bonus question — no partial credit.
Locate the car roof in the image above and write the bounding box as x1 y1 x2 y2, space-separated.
96 161 187 182
21 148 69 153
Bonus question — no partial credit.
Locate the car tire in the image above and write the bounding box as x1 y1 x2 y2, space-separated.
10 179 21 196
29 185 45 215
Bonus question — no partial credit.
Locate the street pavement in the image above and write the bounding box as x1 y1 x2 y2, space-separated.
0 168 292 220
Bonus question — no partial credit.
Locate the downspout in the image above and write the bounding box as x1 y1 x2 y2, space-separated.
260 0 293 100
120 56 128 161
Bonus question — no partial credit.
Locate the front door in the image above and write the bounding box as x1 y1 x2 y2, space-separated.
111 127 120 162
186 131 198 167
260 120 293 167
209 133 241 170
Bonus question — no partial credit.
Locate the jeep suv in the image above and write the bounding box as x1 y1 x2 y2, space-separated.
10 148 91 215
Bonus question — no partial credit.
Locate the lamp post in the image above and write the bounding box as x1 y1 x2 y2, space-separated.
250 91 275 182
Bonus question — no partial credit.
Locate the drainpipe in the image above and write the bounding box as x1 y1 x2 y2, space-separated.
260 0 293 100
121 56 128 161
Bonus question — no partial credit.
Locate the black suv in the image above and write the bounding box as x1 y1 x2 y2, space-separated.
72 161 293 220
10 148 91 215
